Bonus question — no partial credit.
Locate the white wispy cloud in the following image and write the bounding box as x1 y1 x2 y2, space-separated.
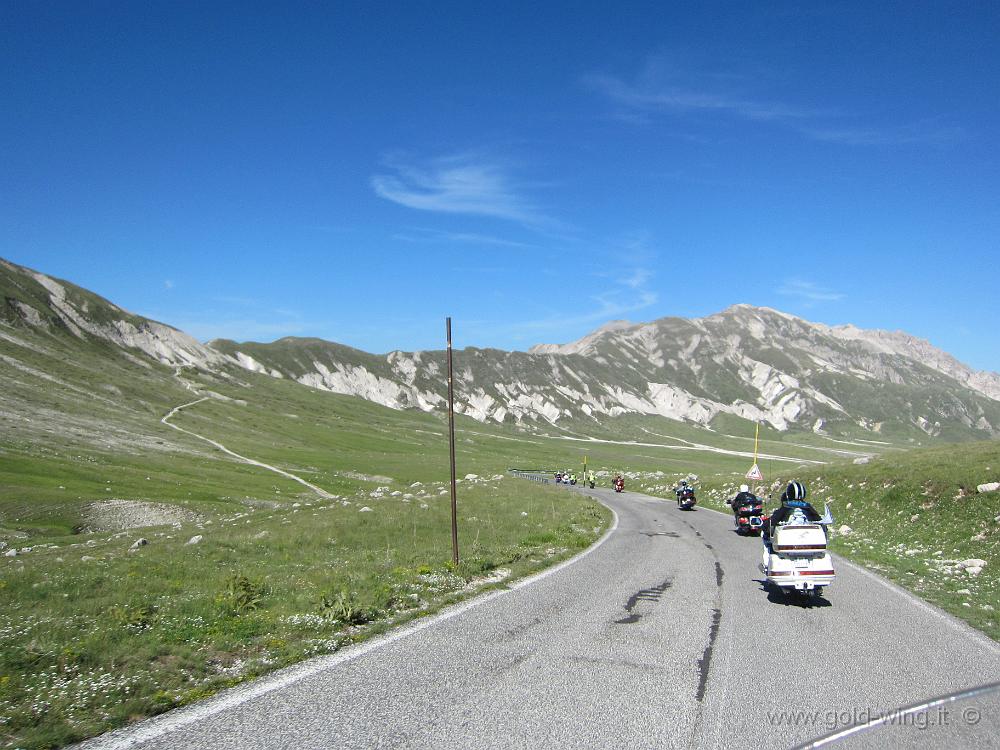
585 71 820 124
392 227 536 249
621 267 651 289
588 59 963 146
777 279 845 303
372 152 558 230
164 279 174 290
511 233 660 336
503 290 659 337
802 119 966 146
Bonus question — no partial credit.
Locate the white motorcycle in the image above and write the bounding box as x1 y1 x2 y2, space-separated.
760 504 835 599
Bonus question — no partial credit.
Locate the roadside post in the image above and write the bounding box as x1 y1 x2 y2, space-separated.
746 422 764 486
446 317 459 565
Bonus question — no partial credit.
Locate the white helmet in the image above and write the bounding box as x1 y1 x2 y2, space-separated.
740 484 749 493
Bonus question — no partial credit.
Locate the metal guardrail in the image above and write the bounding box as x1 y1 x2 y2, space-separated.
508 469 551 484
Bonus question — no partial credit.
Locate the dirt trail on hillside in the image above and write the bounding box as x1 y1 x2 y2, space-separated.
162 372 334 500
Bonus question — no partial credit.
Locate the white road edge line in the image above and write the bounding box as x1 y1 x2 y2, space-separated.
76 502 621 750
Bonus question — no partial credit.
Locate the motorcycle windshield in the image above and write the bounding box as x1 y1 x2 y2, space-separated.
788 681 1000 749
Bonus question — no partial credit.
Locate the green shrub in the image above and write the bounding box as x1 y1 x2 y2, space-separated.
217 574 267 615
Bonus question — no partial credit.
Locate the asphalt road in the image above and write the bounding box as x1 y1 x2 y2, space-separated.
79 486 1000 750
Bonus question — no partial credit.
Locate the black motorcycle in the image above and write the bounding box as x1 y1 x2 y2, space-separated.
733 496 768 535
676 487 697 510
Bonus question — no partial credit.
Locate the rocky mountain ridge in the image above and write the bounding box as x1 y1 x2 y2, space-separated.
3 258 999 441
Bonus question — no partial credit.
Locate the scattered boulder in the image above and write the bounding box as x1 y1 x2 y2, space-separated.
359 506 373 513
186 535 203 546
853 457 871 465
81 555 95 562
464 474 479 481
253 531 269 540
977 482 1000 493
4 549 17 558
130 538 149 549
959 558 988 569
521 511 529 517
957 588 972 595
838 525 853 536
966 567 984 577
910 514 920 523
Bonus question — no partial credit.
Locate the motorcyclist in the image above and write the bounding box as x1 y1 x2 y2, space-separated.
728 484 757 516
763 480 821 541
674 479 692 500
587 470 596 488
613 473 624 490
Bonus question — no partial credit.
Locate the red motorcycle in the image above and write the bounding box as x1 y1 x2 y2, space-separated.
613 477 625 493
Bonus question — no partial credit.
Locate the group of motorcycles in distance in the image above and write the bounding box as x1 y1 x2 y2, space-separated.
552 470 836 600
553 471 595 488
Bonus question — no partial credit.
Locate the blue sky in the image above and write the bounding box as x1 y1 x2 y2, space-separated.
2 2 998 370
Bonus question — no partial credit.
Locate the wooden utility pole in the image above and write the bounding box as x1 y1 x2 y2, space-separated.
446 317 459 565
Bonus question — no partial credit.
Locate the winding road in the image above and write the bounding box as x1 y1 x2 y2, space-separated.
79 486 1000 749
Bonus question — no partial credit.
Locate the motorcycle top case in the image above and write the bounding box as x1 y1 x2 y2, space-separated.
772 525 827 557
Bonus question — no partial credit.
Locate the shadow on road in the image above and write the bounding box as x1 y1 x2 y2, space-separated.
755 578 832 608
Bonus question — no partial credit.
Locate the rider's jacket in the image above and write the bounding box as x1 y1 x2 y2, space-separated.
730 491 757 507
769 500 820 529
